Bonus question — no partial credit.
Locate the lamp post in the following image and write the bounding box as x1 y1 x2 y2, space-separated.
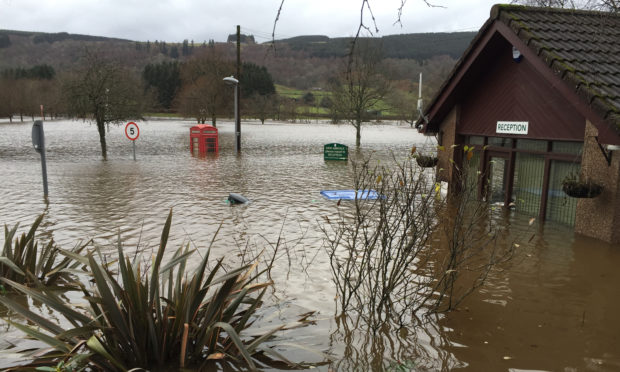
223 76 240 153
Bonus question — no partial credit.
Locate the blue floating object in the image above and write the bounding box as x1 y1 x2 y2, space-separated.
320 189 381 200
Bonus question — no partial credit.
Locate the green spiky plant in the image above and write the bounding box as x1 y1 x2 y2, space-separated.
0 210 298 371
1 214 88 290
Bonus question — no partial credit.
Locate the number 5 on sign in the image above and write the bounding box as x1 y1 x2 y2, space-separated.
125 122 139 160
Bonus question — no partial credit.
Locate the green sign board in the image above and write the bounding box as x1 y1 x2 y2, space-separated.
324 143 348 161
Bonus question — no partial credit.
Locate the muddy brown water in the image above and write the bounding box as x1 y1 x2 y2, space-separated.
0 119 618 371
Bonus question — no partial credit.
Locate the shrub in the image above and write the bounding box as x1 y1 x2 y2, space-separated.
1 211 298 371
1 214 87 291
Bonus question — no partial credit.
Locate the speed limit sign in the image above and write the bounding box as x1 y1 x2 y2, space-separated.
125 122 140 141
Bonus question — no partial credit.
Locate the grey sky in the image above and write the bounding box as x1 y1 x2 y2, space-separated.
1 0 500 42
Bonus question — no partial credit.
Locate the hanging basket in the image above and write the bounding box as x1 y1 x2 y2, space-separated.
416 155 438 168
562 179 602 198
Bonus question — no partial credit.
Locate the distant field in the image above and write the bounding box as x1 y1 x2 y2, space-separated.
275 84 399 117
146 84 403 119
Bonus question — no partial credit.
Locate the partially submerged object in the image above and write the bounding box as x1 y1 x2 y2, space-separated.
323 143 349 161
320 189 381 200
228 193 249 204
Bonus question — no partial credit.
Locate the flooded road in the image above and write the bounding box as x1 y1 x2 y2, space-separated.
0 119 619 371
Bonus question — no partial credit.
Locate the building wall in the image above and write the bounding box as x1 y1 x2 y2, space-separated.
575 121 620 243
459 41 585 141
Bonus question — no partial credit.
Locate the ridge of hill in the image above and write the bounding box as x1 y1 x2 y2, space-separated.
273 32 477 60
0 29 473 91
0 29 130 43
0 29 475 69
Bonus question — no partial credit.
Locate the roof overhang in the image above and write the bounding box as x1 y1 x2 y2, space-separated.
419 5 620 146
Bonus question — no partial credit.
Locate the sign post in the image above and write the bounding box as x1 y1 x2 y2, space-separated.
125 122 140 160
32 120 48 197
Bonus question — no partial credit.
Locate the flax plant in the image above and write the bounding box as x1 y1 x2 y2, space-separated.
1 214 88 290
0 211 297 371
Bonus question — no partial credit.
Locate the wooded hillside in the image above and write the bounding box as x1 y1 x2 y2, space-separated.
0 28 473 123
276 32 476 60
0 29 473 89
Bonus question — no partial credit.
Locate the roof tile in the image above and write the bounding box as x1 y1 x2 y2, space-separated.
498 5 620 131
420 5 620 140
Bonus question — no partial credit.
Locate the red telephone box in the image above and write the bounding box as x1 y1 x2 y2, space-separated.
190 124 219 155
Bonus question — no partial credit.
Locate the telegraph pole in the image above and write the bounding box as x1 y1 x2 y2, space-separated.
235 25 241 153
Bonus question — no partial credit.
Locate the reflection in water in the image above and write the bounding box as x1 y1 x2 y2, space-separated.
0 120 619 371
441 216 620 371
329 313 464 371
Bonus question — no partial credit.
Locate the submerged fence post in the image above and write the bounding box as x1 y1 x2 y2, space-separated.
32 120 48 198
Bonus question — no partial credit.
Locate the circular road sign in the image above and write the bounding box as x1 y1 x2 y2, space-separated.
125 122 140 141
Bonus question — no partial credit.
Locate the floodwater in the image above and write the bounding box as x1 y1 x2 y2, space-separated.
0 119 619 371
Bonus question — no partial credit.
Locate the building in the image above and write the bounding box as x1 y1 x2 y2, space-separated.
419 5 620 243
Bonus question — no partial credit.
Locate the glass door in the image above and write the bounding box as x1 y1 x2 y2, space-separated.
484 153 509 205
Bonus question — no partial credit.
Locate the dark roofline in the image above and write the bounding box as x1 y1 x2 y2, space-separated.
420 4 620 145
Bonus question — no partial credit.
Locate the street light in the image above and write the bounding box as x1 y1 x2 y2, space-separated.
223 75 240 153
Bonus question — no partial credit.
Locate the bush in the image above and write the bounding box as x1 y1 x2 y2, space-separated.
1 214 87 291
1 211 300 371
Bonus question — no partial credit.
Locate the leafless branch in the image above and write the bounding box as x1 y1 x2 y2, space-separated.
394 0 446 27
271 0 286 51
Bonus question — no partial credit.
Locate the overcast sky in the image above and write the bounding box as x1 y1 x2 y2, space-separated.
1 0 500 42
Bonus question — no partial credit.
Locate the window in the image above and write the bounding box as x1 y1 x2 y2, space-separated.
516 139 547 152
488 137 512 147
546 160 580 226
466 136 485 145
552 141 582 155
512 153 545 217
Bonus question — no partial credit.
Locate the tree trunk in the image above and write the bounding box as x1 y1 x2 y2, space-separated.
96 120 107 160
355 121 361 147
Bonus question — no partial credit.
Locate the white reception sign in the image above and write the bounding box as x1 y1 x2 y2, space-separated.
496 121 529 135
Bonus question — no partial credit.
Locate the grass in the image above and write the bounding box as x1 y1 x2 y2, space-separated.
0 211 304 371
275 84 400 118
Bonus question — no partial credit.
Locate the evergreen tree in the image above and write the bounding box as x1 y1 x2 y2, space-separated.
170 46 179 59
239 62 276 98
182 39 190 56
142 61 181 110
0 34 11 48
1 64 55 80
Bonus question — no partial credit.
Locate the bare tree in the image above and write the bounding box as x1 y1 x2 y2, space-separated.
63 50 143 160
272 1 442 45
511 0 619 10
176 47 234 126
599 0 620 11
322 147 521 333
386 89 418 126
330 41 389 147
245 92 277 124
0 78 16 122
